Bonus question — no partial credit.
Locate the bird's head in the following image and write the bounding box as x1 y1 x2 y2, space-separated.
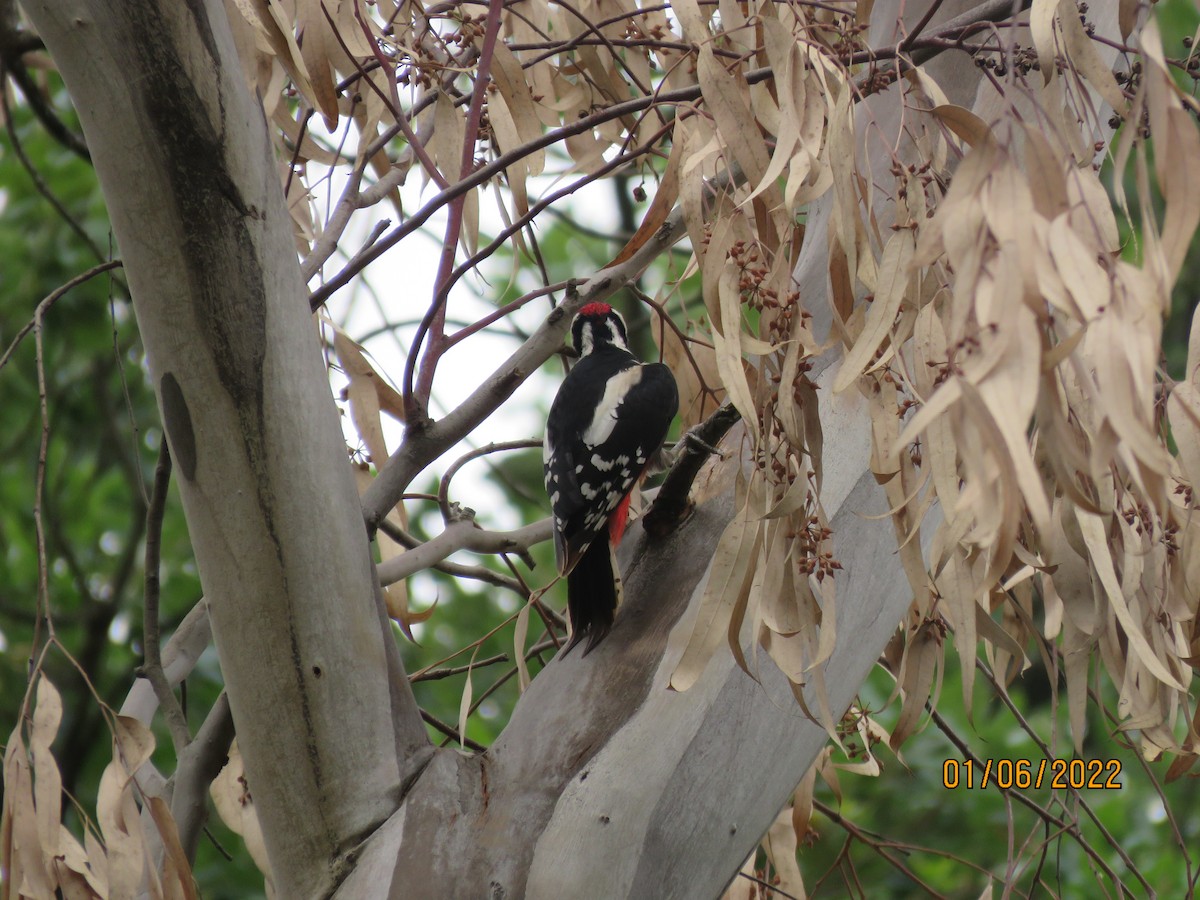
571 302 629 357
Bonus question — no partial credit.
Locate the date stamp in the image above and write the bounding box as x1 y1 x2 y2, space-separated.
942 758 1122 790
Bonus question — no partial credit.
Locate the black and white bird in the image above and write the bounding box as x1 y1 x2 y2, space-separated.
543 302 678 654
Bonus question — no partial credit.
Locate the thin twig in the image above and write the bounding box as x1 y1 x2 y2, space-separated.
436 118 675 310
142 437 192 754
928 706 1139 897
437 439 543 522
814 799 950 899
973 658 1152 893
0 260 124 373
171 692 236 864
411 652 511 682
307 0 1039 311
443 281 569 349
407 0 507 416
31 294 54 655
1 84 105 259
735 869 802 900
420 708 487 752
376 517 551 585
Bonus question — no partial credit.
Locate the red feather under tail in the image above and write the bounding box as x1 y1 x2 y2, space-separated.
608 493 632 545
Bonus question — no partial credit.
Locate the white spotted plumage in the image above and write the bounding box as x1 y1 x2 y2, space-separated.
543 302 678 654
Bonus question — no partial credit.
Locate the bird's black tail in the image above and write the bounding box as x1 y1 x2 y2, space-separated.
565 539 620 656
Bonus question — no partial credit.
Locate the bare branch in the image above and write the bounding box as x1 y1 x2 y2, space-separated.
141 437 192 753
435 119 675 309
0 259 124 373
643 403 742 537
928 706 1144 896
377 518 528 593
0 10 90 161
406 0 507 416
420 708 487 752
437 439 542 521
307 0 1034 312
120 598 213 724
170 692 235 865
377 516 552 586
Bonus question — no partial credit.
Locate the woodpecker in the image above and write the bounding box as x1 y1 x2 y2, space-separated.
543 302 678 655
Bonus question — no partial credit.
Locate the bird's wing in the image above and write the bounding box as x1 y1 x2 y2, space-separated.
546 360 678 575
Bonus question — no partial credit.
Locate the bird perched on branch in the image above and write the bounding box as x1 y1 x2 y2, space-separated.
543 302 678 654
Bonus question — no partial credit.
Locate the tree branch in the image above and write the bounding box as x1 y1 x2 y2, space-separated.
141 436 192 754
407 0 506 415
120 598 212 724
0 4 92 162
307 0 1038 312
170 692 235 865
377 516 552 586
437 439 542 522
642 403 742 537
377 518 528 593
0 260 124 373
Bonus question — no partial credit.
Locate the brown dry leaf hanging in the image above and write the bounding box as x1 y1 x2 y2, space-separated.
670 472 764 692
211 740 276 897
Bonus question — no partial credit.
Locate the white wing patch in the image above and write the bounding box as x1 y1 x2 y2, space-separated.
581 366 643 447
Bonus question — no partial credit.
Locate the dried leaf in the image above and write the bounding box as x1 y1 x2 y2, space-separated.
1144 20 1200 284
930 104 992 148
97 759 146 900
713 264 760 440
1058 0 1127 114
514 598 533 691
147 797 200 900
490 43 544 177
5 732 57 898
697 47 771 194
211 741 274 892
670 479 763 692
890 622 940 750
458 647 480 748
834 229 915 392
113 715 156 776
55 825 107 898
1116 0 1138 41
333 325 404 468
762 807 805 899
1030 0 1060 86
30 677 64 879
1075 508 1186 690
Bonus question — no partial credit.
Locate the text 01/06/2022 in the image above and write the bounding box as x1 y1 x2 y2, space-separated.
941 758 1122 790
